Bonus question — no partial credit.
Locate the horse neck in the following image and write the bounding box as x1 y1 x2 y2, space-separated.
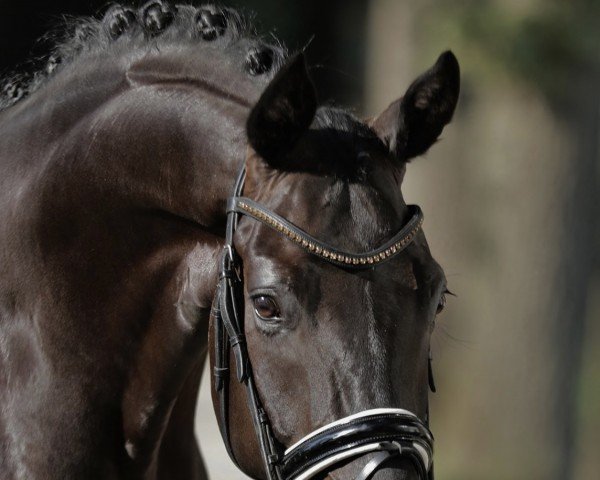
10 46 273 221
0 46 268 349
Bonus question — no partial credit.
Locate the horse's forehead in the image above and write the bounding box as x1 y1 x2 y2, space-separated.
280 173 404 241
238 171 409 269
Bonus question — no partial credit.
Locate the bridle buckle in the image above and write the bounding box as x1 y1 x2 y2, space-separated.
221 245 242 282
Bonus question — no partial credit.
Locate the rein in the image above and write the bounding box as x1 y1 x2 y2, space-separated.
212 167 434 480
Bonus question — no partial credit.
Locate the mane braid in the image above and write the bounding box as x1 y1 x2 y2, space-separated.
0 1 289 110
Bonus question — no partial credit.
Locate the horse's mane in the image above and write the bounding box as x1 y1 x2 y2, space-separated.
0 0 381 179
0 1 289 110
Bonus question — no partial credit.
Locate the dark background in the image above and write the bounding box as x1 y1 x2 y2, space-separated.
0 0 368 105
0 1 95 66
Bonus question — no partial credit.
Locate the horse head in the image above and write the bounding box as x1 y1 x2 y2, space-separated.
210 52 459 480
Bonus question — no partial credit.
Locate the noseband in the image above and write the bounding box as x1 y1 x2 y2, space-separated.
212 168 434 480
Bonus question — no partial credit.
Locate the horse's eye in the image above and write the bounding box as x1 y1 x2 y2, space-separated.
253 296 280 320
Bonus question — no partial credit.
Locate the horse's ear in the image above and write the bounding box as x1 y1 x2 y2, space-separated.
371 51 460 162
246 53 317 167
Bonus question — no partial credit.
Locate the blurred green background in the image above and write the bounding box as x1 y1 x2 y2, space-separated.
1 1 597 478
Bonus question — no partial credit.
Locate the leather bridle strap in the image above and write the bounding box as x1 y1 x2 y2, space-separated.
213 167 434 480
214 167 282 479
227 197 424 269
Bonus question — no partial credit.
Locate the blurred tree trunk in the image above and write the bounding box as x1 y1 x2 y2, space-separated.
550 73 599 479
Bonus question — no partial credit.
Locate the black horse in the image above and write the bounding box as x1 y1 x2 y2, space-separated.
0 2 459 479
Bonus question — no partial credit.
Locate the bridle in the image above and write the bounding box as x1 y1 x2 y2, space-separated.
212 167 435 480
212 167 434 480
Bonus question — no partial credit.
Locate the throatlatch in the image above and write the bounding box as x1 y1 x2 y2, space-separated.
212 167 435 480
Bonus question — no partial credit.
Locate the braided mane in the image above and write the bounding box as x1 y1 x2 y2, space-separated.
0 1 288 110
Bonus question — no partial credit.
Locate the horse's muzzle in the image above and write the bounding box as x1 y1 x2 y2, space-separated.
327 454 421 480
279 408 433 480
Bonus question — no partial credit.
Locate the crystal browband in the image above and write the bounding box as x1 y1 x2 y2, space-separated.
228 197 424 268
